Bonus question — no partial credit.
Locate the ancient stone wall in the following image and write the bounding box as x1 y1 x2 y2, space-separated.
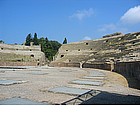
53 32 140 65
114 61 140 80
0 44 42 51
51 31 140 89
0 62 37 66
49 62 80 67
0 44 46 66
114 61 140 89
83 63 111 70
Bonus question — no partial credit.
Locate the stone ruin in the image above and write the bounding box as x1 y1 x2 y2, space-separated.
50 31 140 89
0 43 46 66
51 32 140 66
0 32 140 89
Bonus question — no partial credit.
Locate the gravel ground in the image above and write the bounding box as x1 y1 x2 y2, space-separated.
0 66 140 104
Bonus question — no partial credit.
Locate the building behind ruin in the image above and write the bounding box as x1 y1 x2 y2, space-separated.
0 43 46 66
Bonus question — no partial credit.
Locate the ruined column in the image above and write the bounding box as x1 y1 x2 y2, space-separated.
30 42 33 46
80 61 85 68
110 61 115 72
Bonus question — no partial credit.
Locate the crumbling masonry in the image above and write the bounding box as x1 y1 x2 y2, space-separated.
0 43 46 66
50 32 140 89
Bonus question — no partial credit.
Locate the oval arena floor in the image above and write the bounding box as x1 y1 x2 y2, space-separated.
0 66 140 105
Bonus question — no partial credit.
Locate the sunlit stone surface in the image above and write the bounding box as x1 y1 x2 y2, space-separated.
49 86 91 95
0 80 27 86
0 97 47 105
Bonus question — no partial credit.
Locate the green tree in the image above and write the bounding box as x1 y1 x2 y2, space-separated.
39 37 61 61
45 37 52 48
63 37 67 44
39 37 46 52
25 34 62 61
45 37 49 45
33 33 39 45
25 33 32 46
0 40 4 43
50 40 61 50
47 40 61 60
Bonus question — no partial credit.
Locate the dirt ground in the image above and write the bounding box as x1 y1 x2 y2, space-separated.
0 66 140 104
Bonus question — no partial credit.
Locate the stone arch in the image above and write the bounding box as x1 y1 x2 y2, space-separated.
61 55 64 58
30 54 34 58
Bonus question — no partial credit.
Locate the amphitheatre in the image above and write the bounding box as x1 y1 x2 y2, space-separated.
0 32 140 105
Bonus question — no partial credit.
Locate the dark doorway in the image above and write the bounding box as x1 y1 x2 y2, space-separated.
61 55 64 58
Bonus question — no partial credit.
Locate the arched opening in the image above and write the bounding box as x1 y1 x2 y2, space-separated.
17 59 21 62
132 42 136 44
61 55 64 58
103 40 109 43
30 54 34 58
118 38 122 41
37 59 40 66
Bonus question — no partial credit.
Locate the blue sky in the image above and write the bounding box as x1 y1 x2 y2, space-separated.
0 0 140 44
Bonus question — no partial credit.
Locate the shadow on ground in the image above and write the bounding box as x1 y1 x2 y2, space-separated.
81 91 140 105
